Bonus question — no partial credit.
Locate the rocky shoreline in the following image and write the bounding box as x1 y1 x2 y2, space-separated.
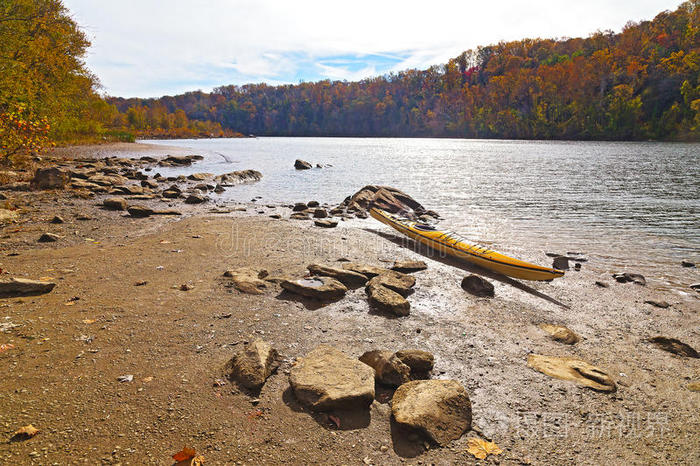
0 144 698 465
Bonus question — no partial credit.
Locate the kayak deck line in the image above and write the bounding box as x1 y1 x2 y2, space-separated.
370 208 564 281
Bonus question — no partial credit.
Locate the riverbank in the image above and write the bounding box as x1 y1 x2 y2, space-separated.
0 143 698 465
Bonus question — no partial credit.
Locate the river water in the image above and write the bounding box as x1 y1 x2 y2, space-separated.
142 137 699 290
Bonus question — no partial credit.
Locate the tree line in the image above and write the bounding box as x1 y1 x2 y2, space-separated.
2 1 699 164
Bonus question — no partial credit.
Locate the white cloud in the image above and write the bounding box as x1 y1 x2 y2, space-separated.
64 0 683 97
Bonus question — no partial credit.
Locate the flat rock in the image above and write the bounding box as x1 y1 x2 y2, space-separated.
648 336 699 358
366 281 410 316
38 232 60 242
644 300 670 308
527 354 616 392
461 275 494 298
366 271 415 297
341 262 387 278
103 197 128 211
391 260 428 273
539 324 580 344
359 350 411 387
290 212 310 220
281 276 347 300
0 278 56 297
292 202 308 212
307 264 368 287
223 268 269 295
314 219 337 228
391 380 472 446
294 159 312 170
151 209 182 215
289 345 375 410
612 272 646 286
187 172 214 181
224 339 279 390
395 350 435 374
127 205 153 218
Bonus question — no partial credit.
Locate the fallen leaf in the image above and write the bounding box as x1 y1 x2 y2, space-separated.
248 409 263 420
467 438 503 460
172 446 196 462
329 414 341 428
160 240 171 244
13 424 39 439
0 343 16 353
117 374 133 383
143 376 154 383
82 319 96 324
64 301 75 306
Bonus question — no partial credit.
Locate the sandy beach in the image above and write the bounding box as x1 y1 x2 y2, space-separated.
0 143 698 465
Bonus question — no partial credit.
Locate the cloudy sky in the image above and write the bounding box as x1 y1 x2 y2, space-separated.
63 0 683 98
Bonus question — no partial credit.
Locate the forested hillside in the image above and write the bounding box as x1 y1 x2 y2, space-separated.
110 1 700 141
2 0 699 163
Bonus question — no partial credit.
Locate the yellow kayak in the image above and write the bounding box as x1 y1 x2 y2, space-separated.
370 208 564 281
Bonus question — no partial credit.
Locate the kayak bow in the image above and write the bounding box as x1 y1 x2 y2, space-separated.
370 208 564 281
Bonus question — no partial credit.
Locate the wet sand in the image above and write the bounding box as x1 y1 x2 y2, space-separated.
0 143 698 465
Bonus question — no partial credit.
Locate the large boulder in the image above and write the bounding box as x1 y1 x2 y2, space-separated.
366 281 410 316
281 276 347 300
31 167 70 190
307 264 368 287
294 159 312 170
289 345 375 410
339 185 436 220
366 270 415 297
391 380 472 446
359 350 411 387
224 339 279 390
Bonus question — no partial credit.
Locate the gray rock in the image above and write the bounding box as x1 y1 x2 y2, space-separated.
644 300 670 309
391 380 472 446
460 274 494 297
552 256 570 270
359 350 411 387
307 264 368 287
0 278 56 297
289 345 375 410
595 281 609 288
281 276 347 300
612 272 646 286
103 197 128 211
294 159 312 170
366 281 410 316
224 339 279 390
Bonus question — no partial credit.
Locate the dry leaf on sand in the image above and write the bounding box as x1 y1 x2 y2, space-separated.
13 424 39 439
467 437 503 459
172 447 196 462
